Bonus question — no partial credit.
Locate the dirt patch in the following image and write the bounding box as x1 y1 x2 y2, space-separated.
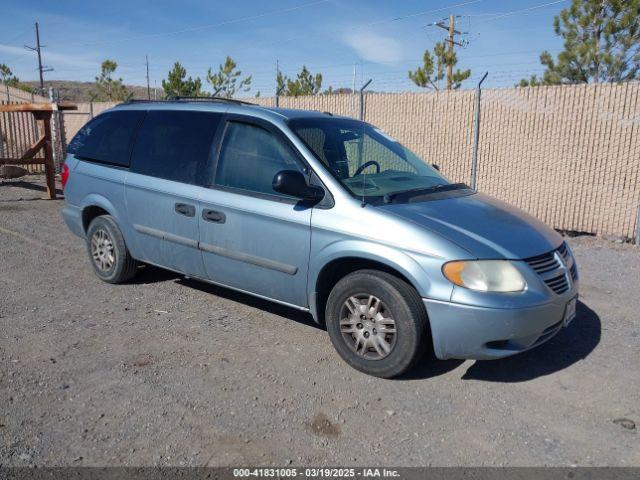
0 204 27 212
131 354 154 368
308 413 341 437
613 418 636 431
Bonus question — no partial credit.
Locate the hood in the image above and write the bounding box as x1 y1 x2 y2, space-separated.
380 192 562 259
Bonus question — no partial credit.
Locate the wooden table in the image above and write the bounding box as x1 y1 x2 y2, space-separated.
0 102 78 199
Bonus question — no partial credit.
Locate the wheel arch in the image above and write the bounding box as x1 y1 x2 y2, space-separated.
308 243 432 325
79 194 120 233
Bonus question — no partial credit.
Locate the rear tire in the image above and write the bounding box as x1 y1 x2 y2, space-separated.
325 269 428 378
86 215 138 284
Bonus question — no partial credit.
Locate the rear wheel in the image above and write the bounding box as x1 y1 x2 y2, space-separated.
325 270 428 378
86 215 138 284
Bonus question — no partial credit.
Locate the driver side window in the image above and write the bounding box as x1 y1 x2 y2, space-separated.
215 121 306 198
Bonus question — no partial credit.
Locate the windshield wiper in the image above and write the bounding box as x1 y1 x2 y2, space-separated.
383 183 467 204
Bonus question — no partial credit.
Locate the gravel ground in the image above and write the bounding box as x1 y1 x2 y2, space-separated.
0 176 638 467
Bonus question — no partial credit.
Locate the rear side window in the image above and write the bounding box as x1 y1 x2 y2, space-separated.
215 121 305 197
130 110 221 186
67 110 145 167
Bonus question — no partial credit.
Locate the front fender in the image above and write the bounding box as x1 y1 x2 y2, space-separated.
308 239 454 322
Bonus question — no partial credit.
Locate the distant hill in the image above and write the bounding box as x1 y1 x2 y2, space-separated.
23 80 163 102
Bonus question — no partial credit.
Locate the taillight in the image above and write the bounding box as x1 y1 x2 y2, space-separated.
61 163 70 189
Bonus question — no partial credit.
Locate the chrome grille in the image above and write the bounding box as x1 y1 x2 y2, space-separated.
526 251 561 274
569 263 578 280
545 273 570 294
558 242 578 280
525 242 575 294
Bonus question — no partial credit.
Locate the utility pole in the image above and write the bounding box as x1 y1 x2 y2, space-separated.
35 22 44 91
25 22 53 94
434 15 466 90
145 55 151 100
352 64 356 94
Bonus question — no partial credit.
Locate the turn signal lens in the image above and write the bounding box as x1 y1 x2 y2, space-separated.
442 260 526 292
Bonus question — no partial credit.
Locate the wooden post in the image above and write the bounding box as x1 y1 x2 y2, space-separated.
0 102 77 200
34 112 56 199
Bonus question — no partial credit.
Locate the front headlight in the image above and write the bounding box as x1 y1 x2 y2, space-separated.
442 260 526 292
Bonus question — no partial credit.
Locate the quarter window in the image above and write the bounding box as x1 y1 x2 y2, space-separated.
67 110 145 167
130 110 222 185
215 121 305 197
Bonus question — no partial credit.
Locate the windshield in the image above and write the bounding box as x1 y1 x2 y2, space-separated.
288 117 460 204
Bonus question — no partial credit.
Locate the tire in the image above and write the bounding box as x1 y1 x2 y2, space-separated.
86 215 138 284
325 269 428 378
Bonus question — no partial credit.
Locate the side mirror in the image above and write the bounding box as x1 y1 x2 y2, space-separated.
272 170 325 202
432 164 440 171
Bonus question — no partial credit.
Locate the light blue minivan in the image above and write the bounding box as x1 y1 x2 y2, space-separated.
61 98 579 378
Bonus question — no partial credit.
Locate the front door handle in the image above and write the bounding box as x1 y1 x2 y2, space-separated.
202 209 226 224
175 203 195 217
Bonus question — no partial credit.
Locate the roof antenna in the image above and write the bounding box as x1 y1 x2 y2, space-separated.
359 79 372 208
361 169 366 207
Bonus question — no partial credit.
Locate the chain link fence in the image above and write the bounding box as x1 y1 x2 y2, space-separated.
252 83 640 240
2 82 639 241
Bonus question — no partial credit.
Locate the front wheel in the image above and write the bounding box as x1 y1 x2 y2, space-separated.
325 270 428 378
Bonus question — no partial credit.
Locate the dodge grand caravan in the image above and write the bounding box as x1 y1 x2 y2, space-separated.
61 98 579 378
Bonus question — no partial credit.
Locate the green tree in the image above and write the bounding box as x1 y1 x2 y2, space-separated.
92 60 132 101
409 42 470 90
276 71 286 95
323 87 353 95
0 63 20 87
520 0 640 86
279 66 323 96
206 56 251 98
162 62 203 98
0 63 34 94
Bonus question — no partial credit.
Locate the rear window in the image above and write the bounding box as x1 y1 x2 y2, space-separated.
67 110 145 167
130 110 222 186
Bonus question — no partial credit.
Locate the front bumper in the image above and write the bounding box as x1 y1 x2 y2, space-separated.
424 287 578 360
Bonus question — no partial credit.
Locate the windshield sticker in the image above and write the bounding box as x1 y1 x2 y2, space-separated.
373 128 398 143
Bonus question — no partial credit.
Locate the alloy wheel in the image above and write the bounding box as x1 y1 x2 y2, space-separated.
339 294 397 360
90 229 115 272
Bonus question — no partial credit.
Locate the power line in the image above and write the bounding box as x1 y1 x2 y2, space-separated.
264 0 486 51
1 49 33 65
362 0 484 27
1 28 30 45
78 0 330 47
474 0 568 23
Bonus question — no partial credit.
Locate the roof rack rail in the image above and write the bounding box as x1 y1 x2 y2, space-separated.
169 96 256 105
123 97 256 105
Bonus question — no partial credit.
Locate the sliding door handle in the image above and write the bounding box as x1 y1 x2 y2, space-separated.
202 209 226 224
174 203 195 217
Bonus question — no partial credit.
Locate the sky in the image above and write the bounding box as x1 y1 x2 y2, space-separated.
0 0 569 95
